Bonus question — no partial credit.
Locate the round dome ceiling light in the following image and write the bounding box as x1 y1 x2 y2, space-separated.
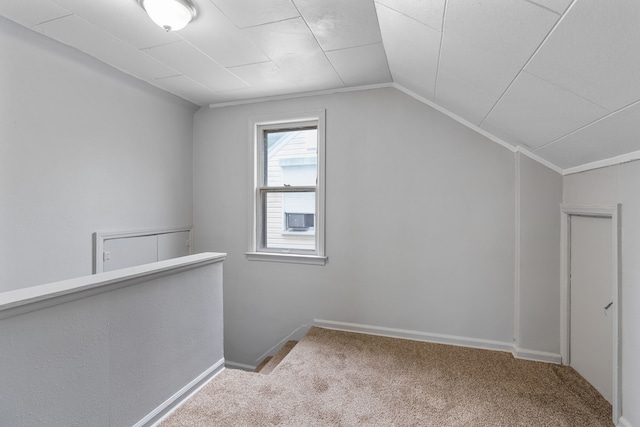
139 0 197 32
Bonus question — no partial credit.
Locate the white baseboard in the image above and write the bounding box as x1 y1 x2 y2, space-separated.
619 416 633 427
225 360 256 371
313 319 514 353
231 320 564 374
253 323 313 365
513 347 562 364
136 358 225 427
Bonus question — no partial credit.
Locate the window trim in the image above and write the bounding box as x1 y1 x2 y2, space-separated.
246 110 326 265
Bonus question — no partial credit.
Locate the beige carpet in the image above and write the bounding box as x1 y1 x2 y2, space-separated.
161 327 613 426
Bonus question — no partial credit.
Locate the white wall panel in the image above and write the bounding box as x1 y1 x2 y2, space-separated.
193 87 516 366
158 231 191 261
516 154 562 355
103 235 158 272
0 18 195 291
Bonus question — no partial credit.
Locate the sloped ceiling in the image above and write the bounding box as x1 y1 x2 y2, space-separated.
2 0 639 171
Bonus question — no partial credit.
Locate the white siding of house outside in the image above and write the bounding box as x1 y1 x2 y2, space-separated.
265 130 317 250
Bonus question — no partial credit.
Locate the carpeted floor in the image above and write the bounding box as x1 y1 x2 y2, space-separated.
160 327 613 426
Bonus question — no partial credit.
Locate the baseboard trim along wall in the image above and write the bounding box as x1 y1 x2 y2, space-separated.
226 320 566 372
136 358 225 427
314 319 562 364
618 416 633 427
513 347 562 364
313 319 514 353
224 361 256 371
226 324 313 370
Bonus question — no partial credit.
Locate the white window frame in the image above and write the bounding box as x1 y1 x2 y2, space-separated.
245 110 326 265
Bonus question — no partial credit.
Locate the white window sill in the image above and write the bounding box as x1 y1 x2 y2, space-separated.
281 229 315 236
244 252 327 265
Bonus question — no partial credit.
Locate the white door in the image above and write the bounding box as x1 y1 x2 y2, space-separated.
570 215 613 403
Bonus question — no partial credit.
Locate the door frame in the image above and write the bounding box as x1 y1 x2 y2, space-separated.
560 204 621 423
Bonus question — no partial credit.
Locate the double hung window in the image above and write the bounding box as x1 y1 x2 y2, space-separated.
247 111 326 265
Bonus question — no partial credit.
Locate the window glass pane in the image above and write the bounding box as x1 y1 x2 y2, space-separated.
264 191 316 251
264 128 317 187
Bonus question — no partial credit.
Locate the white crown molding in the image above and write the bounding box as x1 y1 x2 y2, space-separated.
391 83 518 154
209 81 639 176
515 146 564 174
208 83 394 109
562 149 640 175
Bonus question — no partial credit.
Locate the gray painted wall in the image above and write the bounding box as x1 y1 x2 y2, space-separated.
1 14 578 418
516 153 562 356
0 17 196 292
0 256 224 427
564 161 640 427
193 87 517 365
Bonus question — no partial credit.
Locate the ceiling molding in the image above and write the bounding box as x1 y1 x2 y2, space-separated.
207 80 637 177
563 149 640 176
391 83 518 154
208 83 394 109
515 146 563 174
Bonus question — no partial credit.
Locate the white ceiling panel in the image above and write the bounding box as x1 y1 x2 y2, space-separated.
227 61 291 89
326 43 391 87
376 3 440 101
293 72 346 93
526 0 640 111
532 134 610 169
0 0 70 27
36 15 178 81
374 0 445 32
528 0 572 14
483 71 609 149
480 120 531 150
177 0 268 68
143 40 249 92
50 0 179 49
294 0 382 51
435 70 497 125
152 75 219 106
242 18 319 60
440 0 559 100
541 101 640 161
210 0 300 29
277 49 343 84
243 18 341 83
4 0 640 171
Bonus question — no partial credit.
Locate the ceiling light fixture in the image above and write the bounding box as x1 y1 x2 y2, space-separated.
139 0 197 32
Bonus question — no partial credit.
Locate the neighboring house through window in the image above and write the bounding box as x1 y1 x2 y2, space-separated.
246 110 326 265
